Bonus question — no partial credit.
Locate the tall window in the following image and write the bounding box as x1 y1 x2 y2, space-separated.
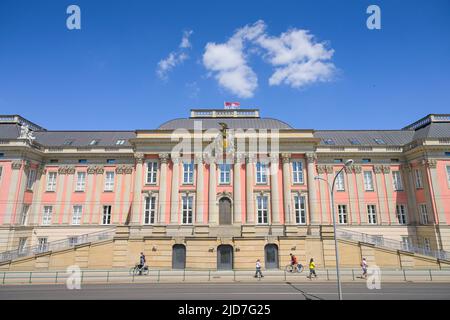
18 237 27 254
392 171 403 191
363 171 374 191
26 169 36 190
419 204 429 225
146 161 158 184
446 166 450 187
256 162 268 184
337 205 347 224
183 161 194 184
294 195 306 224
68 237 79 246
72 205 82 225
75 172 86 191
181 195 193 224
20 205 29 225
46 172 57 191
335 171 345 191
396 204 407 225
37 238 48 253
423 238 431 253
256 195 269 224
401 236 411 251
414 169 423 188
292 161 304 184
219 163 231 184
144 196 156 224
42 206 52 225
104 172 115 191
102 205 112 225
367 205 377 224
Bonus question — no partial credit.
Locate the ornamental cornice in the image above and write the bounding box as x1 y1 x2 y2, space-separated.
116 165 133 174
316 165 326 174
11 161 22 170
135 152 145 163
281 153 291 164
422 159 437 169
216 191 233 201
158 153 170 164
344 166 353 174
382 165 391 174
234 153 245 164
245 153 257 164
305 152 317 163
87 165 104 174
374 165 383 174
351 165 362 174
269 153 279 163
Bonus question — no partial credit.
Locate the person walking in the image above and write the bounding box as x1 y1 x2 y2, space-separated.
254 259 264 278
307 258 317 279
139 252 146 275
361 257 368 279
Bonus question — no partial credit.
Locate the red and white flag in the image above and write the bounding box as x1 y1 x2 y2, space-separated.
224 101 240 109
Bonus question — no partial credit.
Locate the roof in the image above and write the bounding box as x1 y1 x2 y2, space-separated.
314 130 416 146
157 118 293 130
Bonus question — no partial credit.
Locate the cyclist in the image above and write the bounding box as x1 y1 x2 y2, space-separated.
289 253 299 272
138 252 146 275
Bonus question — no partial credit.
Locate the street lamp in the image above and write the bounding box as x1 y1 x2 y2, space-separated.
315 159 354 300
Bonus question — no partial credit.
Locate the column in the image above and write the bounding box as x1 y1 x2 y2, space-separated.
158 153 169 224
62 166 75 224
30 164 45 226
403 164 419 224
317 165 328 224
306 153 319 225
270 153 280 224
5 161 24 225
383 165 397 225
170 157 180 224
353 165 367 224
245 154 255 224
424 159 446 224
281 153 292 224
346 166 358 225
374 165 387 225
233 153 243 224
131 153 144 225
195 154 204 224
208 157 217 225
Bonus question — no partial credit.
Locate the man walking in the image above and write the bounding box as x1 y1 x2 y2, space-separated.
254 259 264 278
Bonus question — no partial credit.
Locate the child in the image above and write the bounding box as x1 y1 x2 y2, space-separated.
254 259 264 278
307 258 317 279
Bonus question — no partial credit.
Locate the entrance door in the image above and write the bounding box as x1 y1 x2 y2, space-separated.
264 244 279 269
172 244 186 269
219 198 232 225
217 245 233 270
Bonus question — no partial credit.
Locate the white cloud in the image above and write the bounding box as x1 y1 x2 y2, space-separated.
202 20 336 96
157 30 193 80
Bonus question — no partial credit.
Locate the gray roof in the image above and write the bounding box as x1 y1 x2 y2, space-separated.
0 124 20 139
314 130 416 146
157 118 293 130
413 122 450 140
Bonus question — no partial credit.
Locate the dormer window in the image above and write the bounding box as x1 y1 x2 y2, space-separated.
63 139 74 146
324 139 335 145
374 138 386 145
89 139 100 146
348 138 361 145
116 139 126 145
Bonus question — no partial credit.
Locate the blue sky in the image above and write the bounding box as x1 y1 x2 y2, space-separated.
0 0 449 131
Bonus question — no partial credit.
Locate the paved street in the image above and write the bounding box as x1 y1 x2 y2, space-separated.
1 282 449 300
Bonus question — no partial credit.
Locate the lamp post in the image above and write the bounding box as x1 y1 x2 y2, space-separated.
315 159 354 300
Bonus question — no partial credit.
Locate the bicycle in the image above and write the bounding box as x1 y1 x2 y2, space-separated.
285 263 304 273
129 263 149 276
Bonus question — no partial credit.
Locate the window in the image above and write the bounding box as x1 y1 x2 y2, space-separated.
0 153 4 158
367 205 377 224
183 161 194 184
423 238 431 253
18 237 27 254
446 166 450 187
363 171 374 191
333 159 343 163
374 138 386 145
72 205 82 225
75 172 86 191
20 205 29 225
63 139 74 146
396 204 407 225
102 206 112 225
337 205 347 224
419 204 429 225
42 206 52 225
257 195 269 224
362 158 371 163
26 169 36 190
335 171 345 191
37 238 48 253
89 139 100 146
219 163 231 184
324 139 335 145
256 161 268 184
147 161 158 184
401 236 411 251
46 172 57 191
292 161 304 184
106 159 115 164
78 159 87 164
104 171 115 191
68 237 79 246
0 166 2 181
391 159 399 163
50 159 58 163
144 196 156 224
294 195 306 224
414 169 423 188
348 138 361 145
181 196 193 224
392 171 403 191
116 139 126 145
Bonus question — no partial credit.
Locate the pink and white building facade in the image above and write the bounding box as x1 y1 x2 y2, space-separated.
0 109 450 268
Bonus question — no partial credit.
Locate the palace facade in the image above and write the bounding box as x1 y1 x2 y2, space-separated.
0 109 449 270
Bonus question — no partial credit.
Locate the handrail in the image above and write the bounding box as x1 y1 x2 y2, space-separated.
336 229 450 261
0 228 116 263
